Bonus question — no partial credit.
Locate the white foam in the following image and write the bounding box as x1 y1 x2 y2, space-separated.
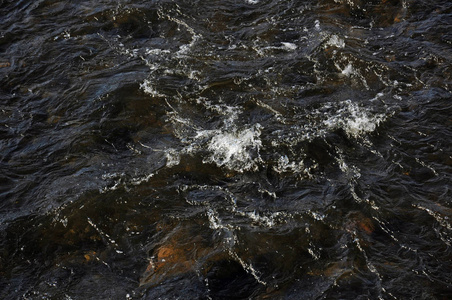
341 64 354 76
323 100 386 138
326 35 345 48
194 97 241 127
140 79 165 97
165 149 181 167
274 155 304 174
204 125 262 172
281 42 297 51
233 210 290 228
315 20 321 30
163 96 266 173
207 209 224 230
145 48 170 56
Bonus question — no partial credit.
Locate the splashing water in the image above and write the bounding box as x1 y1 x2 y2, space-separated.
0 0 451 299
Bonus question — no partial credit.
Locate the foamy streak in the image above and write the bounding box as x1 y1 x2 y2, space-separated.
269 99 388 155
230 251 267 285
140 80 165 97
194 97 241 127
256 42 298 55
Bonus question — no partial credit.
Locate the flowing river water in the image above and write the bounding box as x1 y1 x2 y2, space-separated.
1 0 451 299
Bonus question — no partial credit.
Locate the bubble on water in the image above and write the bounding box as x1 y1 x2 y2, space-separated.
245 0 260 4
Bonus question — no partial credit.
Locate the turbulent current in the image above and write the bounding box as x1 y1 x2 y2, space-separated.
1 0 451 299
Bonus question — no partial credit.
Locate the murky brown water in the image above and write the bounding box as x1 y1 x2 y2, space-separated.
1 0 451 299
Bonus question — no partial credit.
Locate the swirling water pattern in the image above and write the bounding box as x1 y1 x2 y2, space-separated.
0 0 451 299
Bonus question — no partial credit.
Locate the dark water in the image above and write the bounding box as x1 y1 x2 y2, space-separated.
1 0 451 298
